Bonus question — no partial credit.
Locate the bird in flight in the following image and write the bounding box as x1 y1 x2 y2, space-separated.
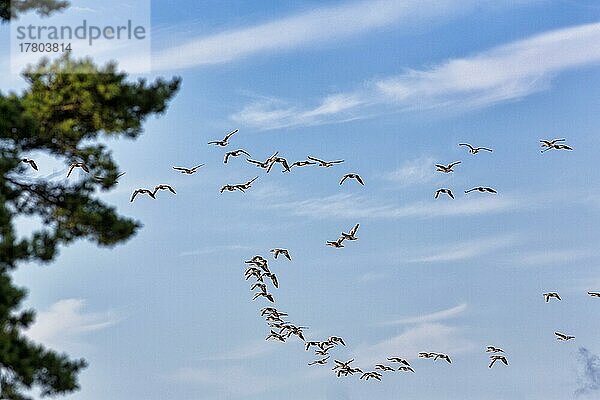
67 161 89 177
224 149 251 164
220 184 245 193
263 272 279 288
588 291 600 298
418 352 437 359
308 356 330 366
130 188 156 202
267 157 291 173
435 161 461 173
398 366 415 373
387 357 411 366
326 336 346 346
465 186 497 194
459 143 493 154
340 173 365 186
360 371 382 381
307 156 344 168
489 355 509 368
253 290 275 303
270 248 291 260
434 353 452 363
153 184 176 196
21 158 38 171
326 238 345 248
208 129 238 146
486 346 504 353
173 164 204 175
374 364 395 372
435 188 454 199
540 138 573 153
94 172 126 184
543 292 561 302
246 152 279 170
287 160 317 170
237 176 259 191
341 224 359 241
266 330 286 342
555 331 575 341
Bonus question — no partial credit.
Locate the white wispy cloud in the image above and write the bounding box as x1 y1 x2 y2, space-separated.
408 235 517 263
268 192 523 219
233 22 600 129
152 0 479 71
519 248 593 266
381 303 467 326
383 156 438 186
353 322 474 365
26 299 118 352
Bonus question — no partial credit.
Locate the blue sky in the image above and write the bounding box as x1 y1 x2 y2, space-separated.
2 1 600 399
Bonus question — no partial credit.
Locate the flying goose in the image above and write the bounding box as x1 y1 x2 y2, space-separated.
459 143 493 154
263 272 279 288
266 330 286 342
261 308 287 318
153 184 176 196
326 238 345 248
237 176 259 191
315 345 334 356
308 356 330 366
489 355 509 368
220 184 244 193
284 326 307 341
543 292 561 302
435 188 454 199
270 248 291 260
266 157 291 173
337 367 363 377
326 336 346 346
555 331 575 341
333 359 355 371
418 352 437 359
305 341 322 351
21 158 38 171
588 291 600 298
208 129 238 146
387 357 410 366
287 160 317 170
67 161 89 177
374 364 395 372
398 366 415 373
94 172 126 184
224 149 251 164
540 138 572 153
173 164 204 174
341 224 359 241
465 186 497 194
486 346 504 353
434 353 452 363
250 282 267 292
435 161 461 173
130 189 156 202
246 152 279 169
307 156 344 168
252 291 275 303
339 173 364 186
360 371 382 381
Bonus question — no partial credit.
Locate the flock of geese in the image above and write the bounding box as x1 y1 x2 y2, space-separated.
17 132 592 383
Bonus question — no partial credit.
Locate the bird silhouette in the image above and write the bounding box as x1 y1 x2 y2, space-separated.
555 331 575 341
224 149 251 164
459 143 493 154
486 346 504 353
153 184 176 196
67 161 89 177
266 157 291 173
21 158 38 171
387 357 410 366
308 356 330 366
173 164 204 174
465 186 497 194
130 189 156 202
340 173 364 185
435 188 454 199
266 330 286 342
326 238 345 248
489 355 509 368
543 292 561 302
341 224 359 241
270 248 291 260
307 156 344 168
588 291 600 298
435 161 461 173
208 129 238 146
360 371 382 381
246 152 279 170
374 364 395 372
398 366 415 373
540 138 573 153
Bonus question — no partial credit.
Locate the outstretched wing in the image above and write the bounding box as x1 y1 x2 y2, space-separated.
459 143 474 150
339 175 348 185
224 129 239 141
355 175 365 185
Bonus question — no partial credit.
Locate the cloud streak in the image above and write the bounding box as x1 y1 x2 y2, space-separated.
576 347 600 396
381 303 467 326
233 22 600 129
152 0 479 71
408 235 517 263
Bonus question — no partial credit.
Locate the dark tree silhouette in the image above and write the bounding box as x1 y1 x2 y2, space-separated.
0 5 181 399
